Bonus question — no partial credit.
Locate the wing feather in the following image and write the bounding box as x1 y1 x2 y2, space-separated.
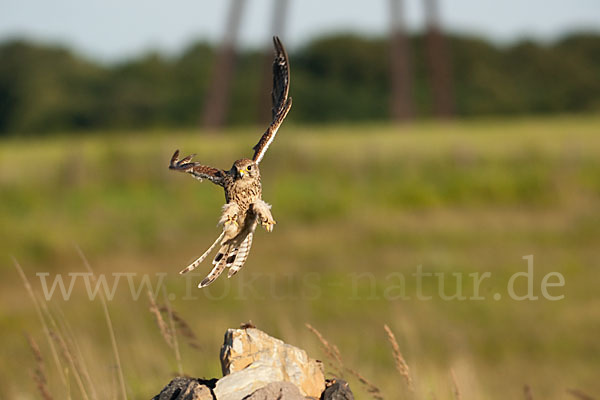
271 36 290 119
169 150 225 185
252 36 292 164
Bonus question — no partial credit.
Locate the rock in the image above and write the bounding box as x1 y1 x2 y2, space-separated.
214 363 284 400
243 381 304 400
152 327 336 400
152 376 216 400
219 328 325 398
321 379 354 400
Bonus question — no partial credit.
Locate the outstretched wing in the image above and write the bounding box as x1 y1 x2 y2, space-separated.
252 36 293 164
169 150 225 186
270 36 290 119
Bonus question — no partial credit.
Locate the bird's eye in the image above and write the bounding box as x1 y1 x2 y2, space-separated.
247 165 252 171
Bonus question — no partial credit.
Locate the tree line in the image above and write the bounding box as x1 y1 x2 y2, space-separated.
0 32 599 134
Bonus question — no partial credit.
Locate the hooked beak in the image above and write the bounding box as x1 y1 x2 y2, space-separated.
238 169 245 179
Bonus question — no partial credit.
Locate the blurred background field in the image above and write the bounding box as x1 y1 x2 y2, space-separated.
2 0 600 399
2 115 600 399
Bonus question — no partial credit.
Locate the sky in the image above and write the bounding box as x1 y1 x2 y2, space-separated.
2 0 600 62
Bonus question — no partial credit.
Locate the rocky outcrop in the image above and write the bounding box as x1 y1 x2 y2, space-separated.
151 327 352 400
218 328 325 398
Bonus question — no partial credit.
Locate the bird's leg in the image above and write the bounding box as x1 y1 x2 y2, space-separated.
220 203 240 226
252 200 276 232
219 203 241 240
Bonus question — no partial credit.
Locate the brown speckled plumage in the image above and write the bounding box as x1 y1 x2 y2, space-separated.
169 37 291 288
223 159 262 215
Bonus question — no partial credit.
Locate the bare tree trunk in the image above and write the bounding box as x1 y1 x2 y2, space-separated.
424 0 454 118
389 0 413 122
258 0 290 124
202 0 246 131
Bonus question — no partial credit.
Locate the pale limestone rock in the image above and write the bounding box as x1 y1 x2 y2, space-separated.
219 328 325 398
244 381 305 399
214 363 283 400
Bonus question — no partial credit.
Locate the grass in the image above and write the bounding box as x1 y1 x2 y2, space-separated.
2 114 600 399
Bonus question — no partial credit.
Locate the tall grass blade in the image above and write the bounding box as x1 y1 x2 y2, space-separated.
76 246 128 400
13 258 67 387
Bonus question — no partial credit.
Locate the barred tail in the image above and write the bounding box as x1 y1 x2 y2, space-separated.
228 233 253 278
198 242 235 288
198 259 227 288
195 223 256 287
179 231 225 275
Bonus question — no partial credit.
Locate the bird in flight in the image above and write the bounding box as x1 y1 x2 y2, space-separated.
169 37 292 288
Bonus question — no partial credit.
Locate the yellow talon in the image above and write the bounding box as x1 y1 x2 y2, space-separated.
225 217 238 227
262 220 275 232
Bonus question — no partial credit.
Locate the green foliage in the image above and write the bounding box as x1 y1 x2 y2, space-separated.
0 40 107 132
0 32 600 134
293 35 389 122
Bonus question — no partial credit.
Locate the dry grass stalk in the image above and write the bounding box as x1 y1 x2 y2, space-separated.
13 258 67 387
566 388 595 400
158 305 201 350
306 323 383 400
523 384 533 400
345 367 384 400
109 367 118 400
305 323 343 372
147 292 172 348
54 308 98 400
161 286 183 376
383 324 413 391
450 369 461 400
49 329 90 400
331 344 342 367
26 334 54 400
77 246 128 400
43 303 97 400
63 368 71 399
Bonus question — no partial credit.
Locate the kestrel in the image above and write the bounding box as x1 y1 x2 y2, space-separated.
169 36 292 288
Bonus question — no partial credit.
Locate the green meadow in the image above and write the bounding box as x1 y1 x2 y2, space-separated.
2 115 599 399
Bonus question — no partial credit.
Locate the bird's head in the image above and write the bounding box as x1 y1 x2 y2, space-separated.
231 158 259 181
